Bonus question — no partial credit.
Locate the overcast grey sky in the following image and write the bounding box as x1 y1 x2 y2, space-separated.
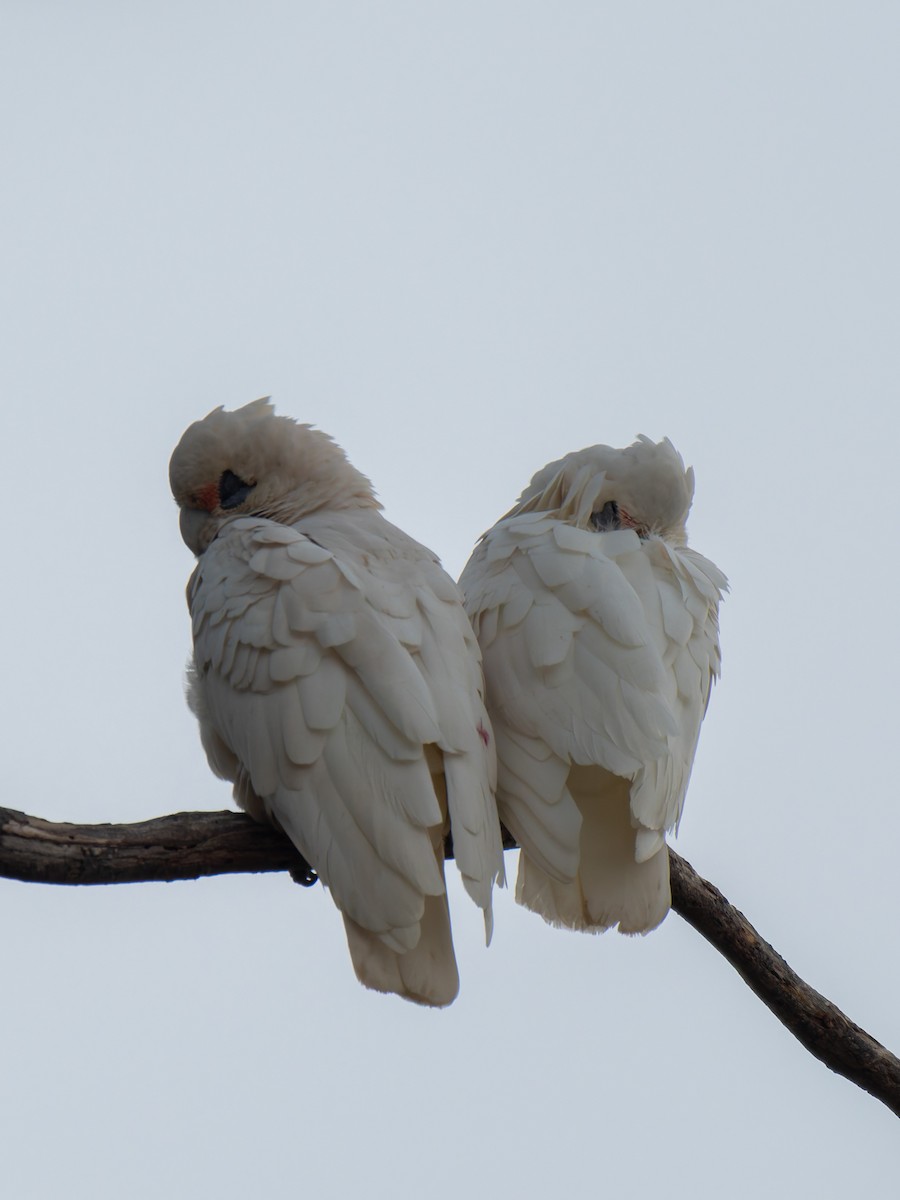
2 4 899 1196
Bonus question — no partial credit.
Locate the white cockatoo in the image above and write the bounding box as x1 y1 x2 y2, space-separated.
169 399 504 1006
459 437 725 934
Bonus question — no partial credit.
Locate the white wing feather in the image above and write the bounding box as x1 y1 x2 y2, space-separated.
189 511 504 1005
461 513 724 934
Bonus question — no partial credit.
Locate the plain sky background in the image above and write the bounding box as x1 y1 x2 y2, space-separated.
2 4 899 1196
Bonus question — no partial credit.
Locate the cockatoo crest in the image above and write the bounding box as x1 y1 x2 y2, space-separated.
169 398 379 555
508 435 695 545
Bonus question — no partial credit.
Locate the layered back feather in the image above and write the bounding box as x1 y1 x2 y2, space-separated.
171 400 505 1005
460 435 725 936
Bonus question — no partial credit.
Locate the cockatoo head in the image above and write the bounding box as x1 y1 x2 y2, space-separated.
509 436 695 545
169 398 379 555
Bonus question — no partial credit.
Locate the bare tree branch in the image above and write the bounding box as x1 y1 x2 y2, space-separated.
668 852 900 1119
0 806 313 887
2 804 898 1118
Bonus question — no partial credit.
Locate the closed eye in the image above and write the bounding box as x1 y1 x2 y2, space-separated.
219 469 256 510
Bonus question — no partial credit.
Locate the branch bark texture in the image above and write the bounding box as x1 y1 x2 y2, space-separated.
2 805 898 1119
668 851 900 1118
